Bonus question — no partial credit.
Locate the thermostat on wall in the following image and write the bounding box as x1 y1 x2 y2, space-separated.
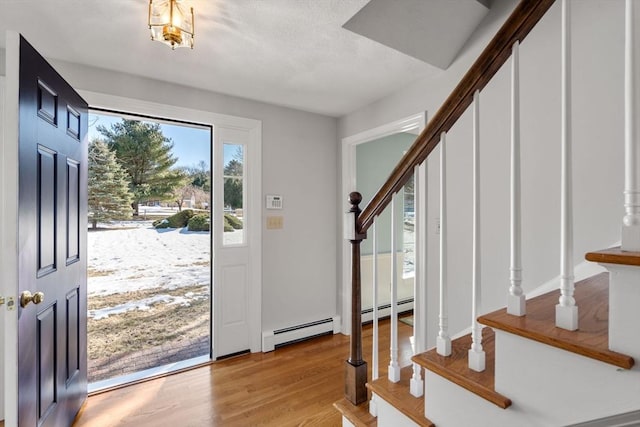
266 195 283 209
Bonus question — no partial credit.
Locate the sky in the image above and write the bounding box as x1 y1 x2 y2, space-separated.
88 112 237 170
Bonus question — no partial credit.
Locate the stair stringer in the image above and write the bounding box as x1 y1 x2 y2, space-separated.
421 331 639 427
494 331 640 425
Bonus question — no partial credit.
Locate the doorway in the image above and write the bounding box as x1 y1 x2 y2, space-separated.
86 110 212 388
2 75 263 423
340 113 426 333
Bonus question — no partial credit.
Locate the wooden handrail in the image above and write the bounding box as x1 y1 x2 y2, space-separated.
357 0 556 234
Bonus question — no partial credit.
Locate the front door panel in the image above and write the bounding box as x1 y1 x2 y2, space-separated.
17 35 88 427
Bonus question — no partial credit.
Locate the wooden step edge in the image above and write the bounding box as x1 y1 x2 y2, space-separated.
333 397 377 427
586 247 640 267
412 351 512 410
366 366 434 427
478 314 635 370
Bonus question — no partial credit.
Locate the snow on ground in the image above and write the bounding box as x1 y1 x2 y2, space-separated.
89 294 193 320
88 220 212 296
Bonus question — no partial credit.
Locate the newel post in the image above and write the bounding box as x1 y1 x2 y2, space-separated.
344 191 368 405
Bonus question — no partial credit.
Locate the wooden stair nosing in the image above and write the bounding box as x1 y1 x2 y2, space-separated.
586 247 640 267
478 273 634 370
333 398 377 427
412 328 512 410
366 365 434 427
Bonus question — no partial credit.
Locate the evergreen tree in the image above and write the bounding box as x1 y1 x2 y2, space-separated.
88 140 133 228
97 119 184 215
223 159 243 209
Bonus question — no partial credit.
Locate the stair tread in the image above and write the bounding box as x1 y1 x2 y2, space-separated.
586 246 640 267
412 328 512 409
333 398 377 427
478 272 634 369
366 365 434 427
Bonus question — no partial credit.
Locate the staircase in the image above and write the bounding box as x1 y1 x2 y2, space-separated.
336 0 640 425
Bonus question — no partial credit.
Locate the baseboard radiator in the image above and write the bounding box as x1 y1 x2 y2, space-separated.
361 298 414 323
262 315 341 352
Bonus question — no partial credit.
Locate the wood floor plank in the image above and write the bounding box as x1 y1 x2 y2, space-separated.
73 317 414 427
478 272 634 369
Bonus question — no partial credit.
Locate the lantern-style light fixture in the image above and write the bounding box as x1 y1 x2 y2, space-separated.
148 0 194 50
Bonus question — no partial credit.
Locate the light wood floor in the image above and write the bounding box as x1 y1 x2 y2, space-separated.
73 317 414 427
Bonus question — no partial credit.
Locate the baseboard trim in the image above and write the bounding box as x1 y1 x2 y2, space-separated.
262 315 341 352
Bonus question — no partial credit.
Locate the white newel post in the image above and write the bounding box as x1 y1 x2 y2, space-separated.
469 90 486 372
623 0 640 251
370 221 379 416
556 0 578 331
437 133 452 356
508 40 526 316
410 165 424 397
388 194 401 382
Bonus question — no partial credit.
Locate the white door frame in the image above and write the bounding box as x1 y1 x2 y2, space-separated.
2 32 21 425
340 113 426 335
82 91 263 358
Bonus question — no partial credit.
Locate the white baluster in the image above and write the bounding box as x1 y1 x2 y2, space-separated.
556 0 578 331
437 133 452 356
388 193 401 382
410 165 424 397
372 221 379 381
370 221 379 417
469 90 486 372
508 40 526 316
623 0 640 252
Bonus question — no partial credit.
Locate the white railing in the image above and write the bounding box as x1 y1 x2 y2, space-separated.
469 90 485 372
437 132 452 357
346 0 640 416
410 165 424 397
388 194 401 383
508 40 526 317
556 0 578 331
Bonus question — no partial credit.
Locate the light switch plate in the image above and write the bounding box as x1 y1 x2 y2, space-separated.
266 216 283 229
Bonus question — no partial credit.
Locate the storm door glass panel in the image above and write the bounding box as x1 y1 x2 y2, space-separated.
223 143 245 246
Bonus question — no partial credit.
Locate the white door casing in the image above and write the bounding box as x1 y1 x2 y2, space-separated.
2 32 21 426
80 91 263 358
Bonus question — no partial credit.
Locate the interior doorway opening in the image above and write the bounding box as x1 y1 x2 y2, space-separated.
86 109 212 390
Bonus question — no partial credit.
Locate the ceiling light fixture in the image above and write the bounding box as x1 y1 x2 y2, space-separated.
148 0 194 50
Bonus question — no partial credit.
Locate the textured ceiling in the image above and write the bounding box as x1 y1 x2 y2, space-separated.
0 0 486 117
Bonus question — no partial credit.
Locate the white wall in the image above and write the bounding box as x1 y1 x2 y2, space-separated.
339 0 625 345
0 54 339 335
0 75 5 422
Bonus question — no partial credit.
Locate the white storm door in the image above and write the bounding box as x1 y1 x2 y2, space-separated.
214 125 262 358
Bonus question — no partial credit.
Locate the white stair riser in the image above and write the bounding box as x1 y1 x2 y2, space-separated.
374 392 420 427
494 331 640 426
604 265 640 359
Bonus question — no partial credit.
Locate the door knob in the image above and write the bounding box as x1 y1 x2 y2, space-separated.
20 291 44 308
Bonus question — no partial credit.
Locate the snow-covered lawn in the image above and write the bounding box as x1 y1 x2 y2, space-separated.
88 220 211 296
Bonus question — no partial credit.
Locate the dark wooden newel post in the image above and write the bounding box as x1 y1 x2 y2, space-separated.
345 191 368 405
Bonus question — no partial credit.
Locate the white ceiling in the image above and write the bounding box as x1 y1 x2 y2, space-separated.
0 0 489 117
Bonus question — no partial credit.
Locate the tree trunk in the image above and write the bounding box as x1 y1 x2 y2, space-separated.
91 219 97 229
